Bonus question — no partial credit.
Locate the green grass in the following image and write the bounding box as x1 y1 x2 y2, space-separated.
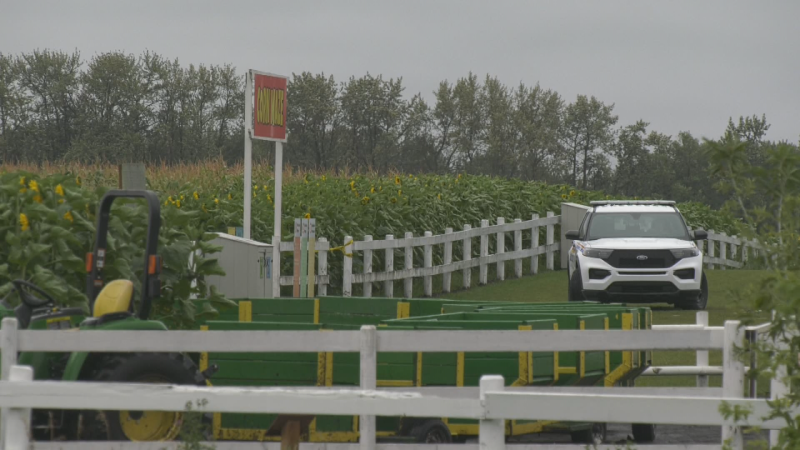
439 268 772 392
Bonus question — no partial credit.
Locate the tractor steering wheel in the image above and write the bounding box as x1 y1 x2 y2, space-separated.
12 280 56 309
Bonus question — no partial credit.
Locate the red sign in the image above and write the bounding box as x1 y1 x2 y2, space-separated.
253 72 288 141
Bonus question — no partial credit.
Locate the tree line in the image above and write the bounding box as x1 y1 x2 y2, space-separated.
1 49 796 207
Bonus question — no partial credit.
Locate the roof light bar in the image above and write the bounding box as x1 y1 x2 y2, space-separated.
590 200 676 206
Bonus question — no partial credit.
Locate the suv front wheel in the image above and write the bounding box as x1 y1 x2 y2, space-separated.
568 264 585 302
676 272 708 310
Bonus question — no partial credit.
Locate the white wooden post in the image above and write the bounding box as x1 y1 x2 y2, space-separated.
696 239 705 259
4 365 33 450
513 218 522 278
731 236 738 266
272 236 281 298
343 236 353 297
742 241 749 266
363 235 373 298
463 224 472 289
318 238 328 296
480 219 489 285
384 235 394 298
404 232 413 298
708 230 716 269
696 311 709 388
423 231 433 297
443 228 453 293
770 338 789 447
720 232 728 270
546 211 555 271
479 375 505 450
359 326 377 450
1 317 19 445
722 320 745 449
1 317 19 381
531 214 540 275
496 217 505 281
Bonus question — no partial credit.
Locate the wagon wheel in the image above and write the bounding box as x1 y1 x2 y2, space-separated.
570 422 606 445
411 420 452 443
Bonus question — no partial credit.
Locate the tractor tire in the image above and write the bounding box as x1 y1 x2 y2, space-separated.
632 423 656 443
78 353 206 441
410 420 452 443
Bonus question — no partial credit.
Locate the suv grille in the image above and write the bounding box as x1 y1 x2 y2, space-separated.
604 250 676 269
607 282 678 294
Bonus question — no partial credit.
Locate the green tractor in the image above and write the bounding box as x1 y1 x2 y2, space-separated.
0 190 213 441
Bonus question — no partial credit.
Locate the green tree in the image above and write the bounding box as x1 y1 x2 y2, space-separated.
558 95 618 189
286 72 341 169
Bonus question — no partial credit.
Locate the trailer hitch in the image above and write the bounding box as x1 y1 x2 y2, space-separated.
202 364 219 380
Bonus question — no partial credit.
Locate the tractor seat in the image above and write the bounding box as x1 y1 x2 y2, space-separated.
93 279 134 318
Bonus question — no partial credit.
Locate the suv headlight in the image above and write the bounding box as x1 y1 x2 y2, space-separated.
584 249 613 259
670 248 700 259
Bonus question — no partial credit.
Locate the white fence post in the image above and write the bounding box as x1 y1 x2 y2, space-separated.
443 228 453 293
722 320 745 449
480 219 489 285
531 213 540 275
742 240 749 266
546 211 555 271
731 236 738 266
720 232 728 270
770 338 789 447
343 236 353 297
359 325 377 450
384 235 394 298
514 218 522 278
496 217 505 282
423 231 433 297
4 365 33 450
708 230 716 269
318 238 328 296
463 224 472 289
479 375 505 450
696 311 709 388
1 317 19 445
363 235 373 298
404 232 413 298
272 236 282 298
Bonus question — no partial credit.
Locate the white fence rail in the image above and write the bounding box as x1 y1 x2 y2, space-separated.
270 207 764 298
342 213 558 298
0 316 790 450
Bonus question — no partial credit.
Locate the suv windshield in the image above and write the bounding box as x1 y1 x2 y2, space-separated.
586 212 690 240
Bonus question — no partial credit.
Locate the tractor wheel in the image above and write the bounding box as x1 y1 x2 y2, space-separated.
79 353 206 441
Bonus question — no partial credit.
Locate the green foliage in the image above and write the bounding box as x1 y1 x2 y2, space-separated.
708 137 800 448
0 171 235 329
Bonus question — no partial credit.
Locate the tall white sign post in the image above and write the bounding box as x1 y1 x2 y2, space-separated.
244 69 288 298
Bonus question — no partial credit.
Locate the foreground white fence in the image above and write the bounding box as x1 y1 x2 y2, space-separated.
269 205 764 298
0 316 790 450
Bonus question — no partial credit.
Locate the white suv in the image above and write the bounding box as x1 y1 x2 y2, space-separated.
565 201 709 310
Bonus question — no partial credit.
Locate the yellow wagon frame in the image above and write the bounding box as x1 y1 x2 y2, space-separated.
199 300 643 442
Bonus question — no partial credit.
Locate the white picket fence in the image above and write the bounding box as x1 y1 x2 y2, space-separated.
0 316 791 450
269 210 764 298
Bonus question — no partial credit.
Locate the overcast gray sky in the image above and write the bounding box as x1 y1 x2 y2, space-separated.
2 0 798 143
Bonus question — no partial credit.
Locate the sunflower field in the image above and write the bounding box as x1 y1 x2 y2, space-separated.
1 161 743 323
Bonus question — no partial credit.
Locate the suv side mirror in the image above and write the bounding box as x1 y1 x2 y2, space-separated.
565 230 580 240
693 229 707 240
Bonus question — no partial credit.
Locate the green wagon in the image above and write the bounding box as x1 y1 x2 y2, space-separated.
199 296 652 444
